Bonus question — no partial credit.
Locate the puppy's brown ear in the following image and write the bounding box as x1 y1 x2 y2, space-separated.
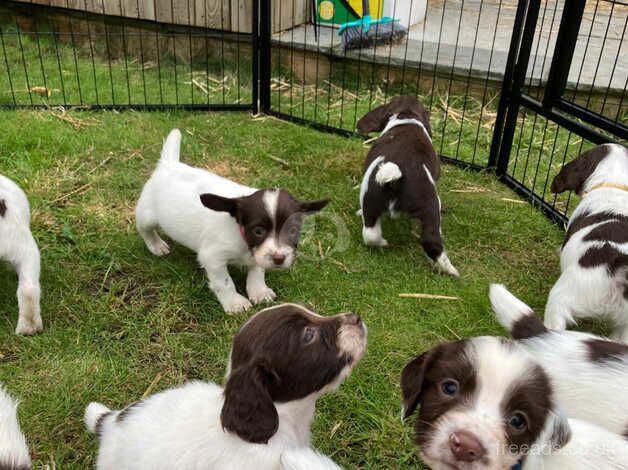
549 408 572 451
357 103 392 136
298 199 329 214
400 351 433 420
550 145 610 194
221 359 279 444
200 194 239 218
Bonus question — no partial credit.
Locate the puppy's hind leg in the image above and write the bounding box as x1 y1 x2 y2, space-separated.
544 277 576 331
14 235 42 335
135 192 170 256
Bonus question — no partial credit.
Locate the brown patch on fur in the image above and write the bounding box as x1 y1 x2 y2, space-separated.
511 313 548 339
551 145 611 194
221 305 363 444
95 411 113 439
564 211 621 245
400 341 476 447
585 338 628 363
501 364 555 451
583 220 628 244
0 199 6 218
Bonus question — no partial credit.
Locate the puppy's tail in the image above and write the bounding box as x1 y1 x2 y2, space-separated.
375 161 402 187
280 448 343 470
159 129 182 165
489 284 548 339
85 402 112 436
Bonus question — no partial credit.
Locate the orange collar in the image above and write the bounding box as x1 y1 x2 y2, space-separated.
585 182 628 196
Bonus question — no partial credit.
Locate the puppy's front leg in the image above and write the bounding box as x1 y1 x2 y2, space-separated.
14 236 42 335
246 266 276 305
198 251 251 314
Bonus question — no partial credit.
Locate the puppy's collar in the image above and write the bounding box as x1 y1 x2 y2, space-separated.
584 182 628 196
381 116 432 143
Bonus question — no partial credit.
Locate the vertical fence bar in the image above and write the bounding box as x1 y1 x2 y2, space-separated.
251 0 259 114
259 0 271 113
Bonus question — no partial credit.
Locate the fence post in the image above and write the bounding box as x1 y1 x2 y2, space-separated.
258 0 272 114
488 0 541 176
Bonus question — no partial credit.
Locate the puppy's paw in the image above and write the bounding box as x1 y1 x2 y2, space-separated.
248 287 277 305
435 252 460 278
15 316 43 335
147 239 170 256
222 294 253 314
365 237 389 248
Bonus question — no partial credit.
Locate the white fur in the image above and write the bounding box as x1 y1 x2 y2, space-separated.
280 448 342 470
0 174 42 335
381 116 431 143
490 284 628 436
545 144 628 341
359 156 384 216
0 385 31 469
524 418 628 469
374 162 402 186
362 220 388 247
135 129 276 313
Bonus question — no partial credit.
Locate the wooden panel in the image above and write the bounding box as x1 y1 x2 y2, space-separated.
230 0 251 33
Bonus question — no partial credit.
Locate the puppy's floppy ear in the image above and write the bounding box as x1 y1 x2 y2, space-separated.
221 358 279 444
298 199 329 214
548 408 572 451
357 103 392 136
400 351 433 420
200 193 239 218
550 145 610 194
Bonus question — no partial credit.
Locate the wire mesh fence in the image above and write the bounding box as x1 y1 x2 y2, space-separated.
0 1 256 109
0 0 626 224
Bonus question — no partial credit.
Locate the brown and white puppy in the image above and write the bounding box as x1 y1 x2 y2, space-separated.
85 304 367 470
547 143 628 341
356 96 459 277
136 129 329 314
401 336 628 469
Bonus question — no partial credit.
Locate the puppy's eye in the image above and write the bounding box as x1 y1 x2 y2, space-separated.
253 226 267 238
440 379 459 396
303 327 317 344
508 412 528 431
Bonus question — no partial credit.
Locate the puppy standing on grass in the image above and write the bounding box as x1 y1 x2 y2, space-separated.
356 96 459 277
0 385 32 470
136 130 329 313
85 304 366 470
546 143 628 341
0 174 42 335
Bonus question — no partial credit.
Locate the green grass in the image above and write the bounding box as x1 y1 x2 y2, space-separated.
0 108 566 469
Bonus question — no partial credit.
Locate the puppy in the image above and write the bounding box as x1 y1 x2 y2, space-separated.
0 385 31 470
401 336 628 469
490 284 628 437
0 174 42 335
136 130 329 313
280 448 342 470
85 304 366 470
547 143 628 341
356 96 459 277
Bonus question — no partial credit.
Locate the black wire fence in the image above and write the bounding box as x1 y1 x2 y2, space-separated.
1 0 626 224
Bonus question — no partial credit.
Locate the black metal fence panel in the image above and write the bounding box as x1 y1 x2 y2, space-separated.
268 0 514 168
0 1 256 110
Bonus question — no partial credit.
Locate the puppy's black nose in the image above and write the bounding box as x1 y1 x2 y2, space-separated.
345 313 361 325
272 254 286 265
450 431 485 462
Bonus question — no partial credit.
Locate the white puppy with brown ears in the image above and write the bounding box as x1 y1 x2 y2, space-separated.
85 304 366 470
0 384 32 470
136 130 328 313
547 143 628 341
0 174 42 335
